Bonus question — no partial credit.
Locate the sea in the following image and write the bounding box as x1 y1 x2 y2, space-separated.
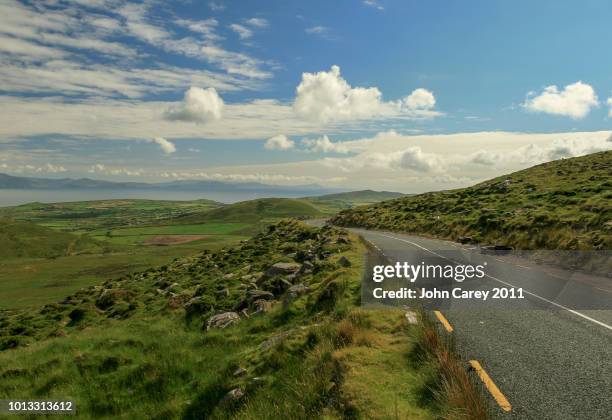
0 189 286 207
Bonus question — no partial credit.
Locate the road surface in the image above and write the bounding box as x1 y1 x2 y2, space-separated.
352 227 612 419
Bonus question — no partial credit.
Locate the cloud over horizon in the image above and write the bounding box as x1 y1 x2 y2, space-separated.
523 81 599 119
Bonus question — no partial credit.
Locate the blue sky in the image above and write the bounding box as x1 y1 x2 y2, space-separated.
0 0 610 192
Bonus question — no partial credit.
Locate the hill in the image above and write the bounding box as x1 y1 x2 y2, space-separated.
331 151 612 250
176 197 324 224
305 190 406 214
0 219 104 259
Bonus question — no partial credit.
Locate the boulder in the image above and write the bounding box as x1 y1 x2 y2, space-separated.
338 256 351 267
457 236 473 244
206 312 240 330
247 290 275 300
264 262 302 278
287 284 309 298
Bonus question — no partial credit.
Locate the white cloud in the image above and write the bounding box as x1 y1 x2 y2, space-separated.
402 88 436 110
523 81 599 119
264 135 295 150
209 2 225 11
229 23 253 39
302 135 350 154
469 150 501 166
88 164 144 177
151 137 176 154
305 26 329 35
175 18 221 41
294 65 384 122
363 0 384 10
245 18 268 28
164 87 224 123
293 65 440 123
608 97 612 117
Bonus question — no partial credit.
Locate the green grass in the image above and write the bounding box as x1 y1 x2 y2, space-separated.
304 190 406 215
332 151 612 250
0 220 450 419
176 197 324 224
0 199 223 232
0 219 104 259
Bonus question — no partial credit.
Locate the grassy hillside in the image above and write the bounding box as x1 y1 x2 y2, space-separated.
305 190 406 215
177 197 324 224
0 220 485 419
0 219 104 259
0 199 222 232
332 151 612 250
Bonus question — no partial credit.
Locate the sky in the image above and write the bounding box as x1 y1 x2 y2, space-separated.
0 0 611 193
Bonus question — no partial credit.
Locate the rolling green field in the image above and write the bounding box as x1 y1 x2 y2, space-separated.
332 151 612 251
0 192 404 311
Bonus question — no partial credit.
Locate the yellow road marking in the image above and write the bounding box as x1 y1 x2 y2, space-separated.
469 360 512 412
433 310 453 332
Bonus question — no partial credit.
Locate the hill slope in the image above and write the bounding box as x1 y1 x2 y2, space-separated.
305 190 406 214
332 151 612 250
177 198 324 223
0 219 103 258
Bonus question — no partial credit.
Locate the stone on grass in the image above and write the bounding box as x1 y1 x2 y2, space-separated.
207 312 240 330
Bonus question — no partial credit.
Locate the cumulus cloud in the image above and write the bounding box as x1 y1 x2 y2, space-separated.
293 66 439 123
302 135 350 154
164 87 224 123
151 137 176 154
469 150 501 166
293 65 384 122
513 135 611 164
523 81 599 119
402 88 436 110
264 134 294 150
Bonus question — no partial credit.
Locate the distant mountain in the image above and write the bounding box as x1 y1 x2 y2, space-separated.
0 173 337 196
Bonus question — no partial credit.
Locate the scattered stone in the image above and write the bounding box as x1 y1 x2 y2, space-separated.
253 299 275 313
264 262 302 279
223 273 235 280
405 310 418 325
233 367 247 377
248 290 274 300
457 236 473 244
221 388 244 405
337 256 351 267
207 312 240 330
259 330 293 351
297 261 314 275
287 284 309 298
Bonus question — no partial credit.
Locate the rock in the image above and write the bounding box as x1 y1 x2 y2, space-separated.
247 290 274 300
337 256 351 267
233 367 247 377
297 261 314 275
206 312 240 330
223 273 234 280
287 284 309 298
253 299 275 313
264 262 302 278
259 330 293 351
335 237 349 244
404 310 418 325
457 236 473 244
221 388 244 405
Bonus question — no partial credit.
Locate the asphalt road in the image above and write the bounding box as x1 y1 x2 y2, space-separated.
352 228 612 419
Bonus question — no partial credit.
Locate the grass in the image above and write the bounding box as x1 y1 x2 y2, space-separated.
0 220 477 419
332 151 612 251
